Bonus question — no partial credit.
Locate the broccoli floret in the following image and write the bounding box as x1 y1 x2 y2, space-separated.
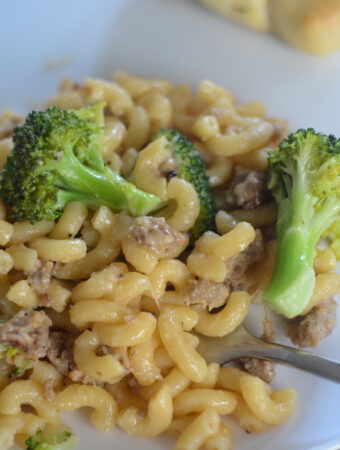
264 128 340 318
0 105 161 223
25 430 78 450
154 129 216 237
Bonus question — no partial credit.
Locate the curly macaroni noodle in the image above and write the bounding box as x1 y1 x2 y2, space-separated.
240 375 297 425
56 384 118 432
148 259 191 299
166 178 200 232
124 105 150 150
70 262 127 302
7 279 38 309
0 380 60 424
100 117 126 161
233 392 273 434
29 361 63 394
134 136 171 200
93 312 157 347
173 408 220 450
69 300 133 328
117 385 173 437
73 330 125 383
302 272 340 314
173 388 236 417
53 206 120 279
129 330 162 386
138 366 191 401
137 91 172 135
194 291 251 337
85 77 133 116
158 306 208 383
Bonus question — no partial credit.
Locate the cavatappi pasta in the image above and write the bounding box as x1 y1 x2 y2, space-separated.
0 72 338 450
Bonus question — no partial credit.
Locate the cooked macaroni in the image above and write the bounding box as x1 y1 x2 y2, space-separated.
3 71 337 450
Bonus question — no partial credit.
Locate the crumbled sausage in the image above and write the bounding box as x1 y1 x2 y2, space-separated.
28 260 54 307
262 318 276 342
286 298 337 348
185 279 230 311
46 331 93 385
239 358 276 383
128 217 188 258
239 319 277 383
46 331 74 375
28 260 54 295
225 229 265 287
225 167 269 210
0 310 52 360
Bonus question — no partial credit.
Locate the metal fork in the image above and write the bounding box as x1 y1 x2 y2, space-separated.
196 325 340 383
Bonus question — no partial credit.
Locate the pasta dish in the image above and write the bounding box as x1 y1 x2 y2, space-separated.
0 72 338 450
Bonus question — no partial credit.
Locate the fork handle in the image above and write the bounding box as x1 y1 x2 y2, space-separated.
235 341 340 384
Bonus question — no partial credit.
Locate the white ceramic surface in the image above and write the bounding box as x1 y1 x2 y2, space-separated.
1 1 340 449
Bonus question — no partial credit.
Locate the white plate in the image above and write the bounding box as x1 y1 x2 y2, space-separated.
1 1 340 449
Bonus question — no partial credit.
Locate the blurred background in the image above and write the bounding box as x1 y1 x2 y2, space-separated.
1 0 340 134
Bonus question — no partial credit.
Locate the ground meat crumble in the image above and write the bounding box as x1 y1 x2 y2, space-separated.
0 310 52 360
286 298 337 348
46 330 94 385
28 260 54 308
239 358 276 383
128 216 188 258
239 319 277 383
185 279 230 311
225 167 269 210
225 229 265 287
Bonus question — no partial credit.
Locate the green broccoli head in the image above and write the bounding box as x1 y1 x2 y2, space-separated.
268 128 340 204
154 129 216 238
72 102 106 172
25 430 78 450
265 128 340 318
1 106 101 223
0 105 161 223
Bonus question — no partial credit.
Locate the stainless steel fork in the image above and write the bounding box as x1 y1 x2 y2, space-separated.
196 325 340 383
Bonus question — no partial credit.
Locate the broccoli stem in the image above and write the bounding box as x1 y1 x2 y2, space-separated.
265 171 316 317
52 146 160 216
56 190 107 211
265 225 316 319
265 175 340 318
